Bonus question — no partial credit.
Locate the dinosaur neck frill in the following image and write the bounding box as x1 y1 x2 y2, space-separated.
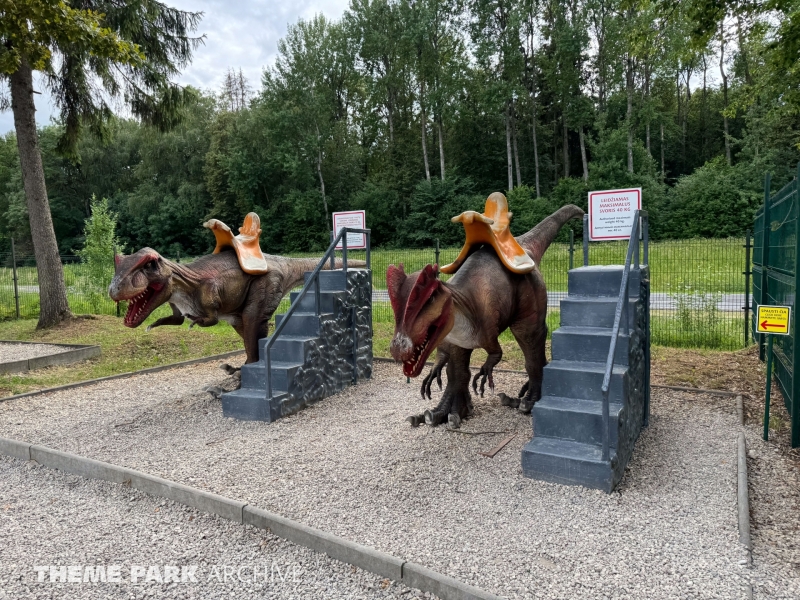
515 204 585 264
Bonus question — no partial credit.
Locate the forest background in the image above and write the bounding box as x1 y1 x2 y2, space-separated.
1 0 798 258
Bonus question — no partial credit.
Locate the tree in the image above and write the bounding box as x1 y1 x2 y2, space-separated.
0 0 202 328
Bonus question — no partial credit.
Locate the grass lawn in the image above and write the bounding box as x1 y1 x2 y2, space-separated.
0 305 242 397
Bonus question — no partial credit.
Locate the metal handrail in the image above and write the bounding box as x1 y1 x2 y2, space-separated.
600 210 649 462
266 227 372 399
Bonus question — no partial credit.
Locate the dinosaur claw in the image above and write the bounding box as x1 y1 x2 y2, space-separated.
146 324 153 332
406 414 424 427
447 413 462 429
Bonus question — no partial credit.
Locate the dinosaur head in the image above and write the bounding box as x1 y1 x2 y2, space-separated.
108 248 174 328
387 263 454 378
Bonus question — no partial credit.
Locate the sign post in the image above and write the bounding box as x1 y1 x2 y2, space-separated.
587 188 642 241
332 210 366 249
757 305 791 440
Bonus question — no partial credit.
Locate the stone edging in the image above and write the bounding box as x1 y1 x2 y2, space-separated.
0 340 101 375
0 349 246 404
0 437 501 600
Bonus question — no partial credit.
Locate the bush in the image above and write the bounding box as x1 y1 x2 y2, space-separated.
77 196 120 312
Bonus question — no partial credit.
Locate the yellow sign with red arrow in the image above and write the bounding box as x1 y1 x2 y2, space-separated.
757 305 791 336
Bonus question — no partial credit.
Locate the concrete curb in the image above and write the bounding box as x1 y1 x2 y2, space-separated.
737 431 754 599
0 341 101 374
0 349 245 404
0 437 502 600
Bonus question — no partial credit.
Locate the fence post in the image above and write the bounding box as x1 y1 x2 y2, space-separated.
435 239 440 270
11 238 19 320
759 173 771 361
792 163 800 448
569 229 574 271
744 230 751 347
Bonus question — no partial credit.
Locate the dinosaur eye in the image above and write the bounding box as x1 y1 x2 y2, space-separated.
146 260 157 270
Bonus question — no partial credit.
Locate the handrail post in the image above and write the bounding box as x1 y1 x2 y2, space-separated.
315 275 321 316
643 215 649 265
569 229 574 270
366 232 372 270
583 214 589 266
343 229 348 273
602 389 610 461
330 230 335 270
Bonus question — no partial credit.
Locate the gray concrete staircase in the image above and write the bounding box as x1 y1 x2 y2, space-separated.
221 268 373 421
521 265 650 492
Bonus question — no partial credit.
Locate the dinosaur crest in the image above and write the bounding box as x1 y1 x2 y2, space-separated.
203 212 269 274
440 192 536 275
387 263 440 328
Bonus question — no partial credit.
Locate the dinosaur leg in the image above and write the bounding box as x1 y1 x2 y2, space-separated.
426 346 474 428
472 339 502 397
420 343 451 400
146 303 185 332
509 318 548 414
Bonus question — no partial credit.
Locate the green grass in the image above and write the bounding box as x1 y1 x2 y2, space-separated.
0 304 242 397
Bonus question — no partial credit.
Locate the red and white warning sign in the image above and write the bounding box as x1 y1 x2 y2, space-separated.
588 188 642 241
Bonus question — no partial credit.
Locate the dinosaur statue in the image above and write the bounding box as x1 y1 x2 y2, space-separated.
387 196 583 427
108 213 359 364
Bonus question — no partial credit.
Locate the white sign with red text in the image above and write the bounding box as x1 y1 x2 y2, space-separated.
587 188 642 241
332 210 366 249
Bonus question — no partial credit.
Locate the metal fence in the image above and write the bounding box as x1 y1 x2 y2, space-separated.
0 236 748 350
752 165 800 447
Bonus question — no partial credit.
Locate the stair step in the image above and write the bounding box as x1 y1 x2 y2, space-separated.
533 396 623 447
560 296 639 329
569 265 642 297
221 388 288 422
290 290 346 314
259 335 319 363
240 360 304 391
303 270 348 291
541 360 628 403
275 312 329 336
521 437 619 492
551 326 630 365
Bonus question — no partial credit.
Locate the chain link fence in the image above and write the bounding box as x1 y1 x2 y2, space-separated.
0 237 748 350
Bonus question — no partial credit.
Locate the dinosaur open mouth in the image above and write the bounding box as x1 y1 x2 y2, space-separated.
123 285 161 328
402 323 438 378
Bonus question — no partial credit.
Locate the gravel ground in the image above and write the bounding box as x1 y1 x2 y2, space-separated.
742 425 800 599
0 359 761 598
0 342 75 363
0 455 428 599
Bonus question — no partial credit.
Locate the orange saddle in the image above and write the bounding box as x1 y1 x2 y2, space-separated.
203 212 269 274
440 192 535 275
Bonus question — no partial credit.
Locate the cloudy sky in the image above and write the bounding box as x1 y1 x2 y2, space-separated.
0 0 351 135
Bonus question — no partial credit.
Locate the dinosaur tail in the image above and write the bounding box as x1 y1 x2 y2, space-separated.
516 204 585 265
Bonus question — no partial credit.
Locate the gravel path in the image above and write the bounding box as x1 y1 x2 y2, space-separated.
0 342 75 363
742 425 800 599
0 360 759 598
0 456 427 599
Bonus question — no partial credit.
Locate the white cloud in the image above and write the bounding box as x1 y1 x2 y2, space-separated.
0 0 351 135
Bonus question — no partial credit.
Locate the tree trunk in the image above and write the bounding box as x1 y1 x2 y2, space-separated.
437 116 445 180
562 113 569 179
9 58 71 328
579 127 588 183
505 102 513 191
660 122 665 180
531 95 541 198
736 16 752 85
420 82 430 181
626 56 634 174
512 105 522 188
720 30 732 166
314 123 330 231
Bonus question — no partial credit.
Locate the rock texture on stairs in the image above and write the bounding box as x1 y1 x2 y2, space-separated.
221 268 372 422
522 264 650 492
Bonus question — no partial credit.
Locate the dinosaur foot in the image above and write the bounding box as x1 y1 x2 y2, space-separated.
220 363 241 377
422 388 474 428
420 362 445 400
499 381 536 414
472 366 495 397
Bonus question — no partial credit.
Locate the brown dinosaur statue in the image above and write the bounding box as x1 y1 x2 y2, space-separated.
108 213 360 364
387 198 584 427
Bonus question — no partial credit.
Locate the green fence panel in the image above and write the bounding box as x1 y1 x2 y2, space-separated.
753 165 800 447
